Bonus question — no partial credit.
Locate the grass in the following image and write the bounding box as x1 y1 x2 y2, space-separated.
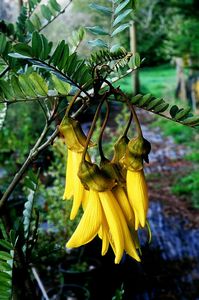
119 63 177 100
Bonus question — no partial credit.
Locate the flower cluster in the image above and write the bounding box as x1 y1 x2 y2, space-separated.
59 114 151 264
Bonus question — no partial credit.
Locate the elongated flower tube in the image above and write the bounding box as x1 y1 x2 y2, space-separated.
98 190 140 263
66 189 102 248
113 186 135 227
126 169 148 230
59 116 91 220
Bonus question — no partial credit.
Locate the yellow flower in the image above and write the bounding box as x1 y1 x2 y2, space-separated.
126 169 148 230
63 149 87 220
66 189 102 248
98 190 140 263
65 156 141 264
113 186 135 226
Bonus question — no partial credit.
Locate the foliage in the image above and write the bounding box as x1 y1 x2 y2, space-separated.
0 0 199 298
172 170 199 209
0 221 15 300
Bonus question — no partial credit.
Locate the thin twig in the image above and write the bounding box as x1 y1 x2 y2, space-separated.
31 267 49 300
39 0 73 33
0 123 59 212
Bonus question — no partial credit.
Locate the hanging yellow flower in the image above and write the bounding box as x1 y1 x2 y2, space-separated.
59 116 90 220
66 189 102 247
126 169 148 230
66 160 141 264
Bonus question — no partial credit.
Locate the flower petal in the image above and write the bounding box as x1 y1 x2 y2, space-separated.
70 151 85 220
113 186 135 226
63 149 74 200
99 190 124 264
66 190 102 248
113 198 141 262
127 170 148 229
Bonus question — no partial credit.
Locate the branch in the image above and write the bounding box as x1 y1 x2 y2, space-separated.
39 0 73 33
0 124 59 212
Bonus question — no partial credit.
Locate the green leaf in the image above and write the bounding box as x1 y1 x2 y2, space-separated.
170 105 179 118
131 94 143 104
145 98 164 110
26 19 35 33
113 9 132 27
24 177 36 190
139 93 152 106
0 80 14 100
110 44 121 52
86 26 109 36
133 52 141 67
49 40 65 66
31 13 42 30
18 75 37 98
63 52 78 74
0 271 11 282
12 43 33 58
41 5 52 21
49 0 61 12
57 44 69 70
88 39 108 48
9 230 17 246
29 72 48 96
0 34 7 54
23 174 38 241
115 0 130 15
111 23 129 37
11 76 26 99
32 31 42 58
153 102 169 113
0 251 12 261
0 240 12 251
40 34 52 60
182 116 199 126
0 222 8 241
0 103 7 130
89 3 112 16
0 279 11 288
51 74 71 95
0 262 12 272
174 107 192 121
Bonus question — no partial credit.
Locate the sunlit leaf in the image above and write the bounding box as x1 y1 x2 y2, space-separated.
115 0 130 15
41 4 52 21
88 39 108 48
111 23 129 37
113 9 132 27
51 74 71 94
86 26 109 36
89 3 112 16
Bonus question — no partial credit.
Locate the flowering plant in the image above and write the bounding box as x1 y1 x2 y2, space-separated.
0 0 199 299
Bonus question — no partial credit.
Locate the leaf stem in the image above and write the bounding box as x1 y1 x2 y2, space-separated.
98 100 110 161
82 94 107 161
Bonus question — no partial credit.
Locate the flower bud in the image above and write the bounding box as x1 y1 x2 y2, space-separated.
112 136 129 164
100 159 126 187
128 136 151 163
78 160 116 192
121 147 143 171
59 116 94 152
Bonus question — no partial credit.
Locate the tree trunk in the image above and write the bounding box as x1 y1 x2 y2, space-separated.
130 21 140 95
175 57 187 102
18 0 23 9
